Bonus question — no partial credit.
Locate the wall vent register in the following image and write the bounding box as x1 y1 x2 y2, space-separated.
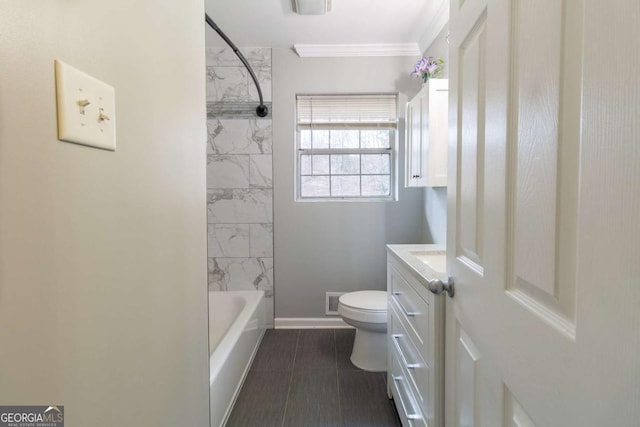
325 292 346 315
295 94 398 201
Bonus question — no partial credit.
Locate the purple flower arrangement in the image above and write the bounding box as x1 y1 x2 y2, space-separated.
411 56 445 83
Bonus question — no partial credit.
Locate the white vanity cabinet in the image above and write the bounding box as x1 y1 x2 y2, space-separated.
404 79 448 188
387 245 446 427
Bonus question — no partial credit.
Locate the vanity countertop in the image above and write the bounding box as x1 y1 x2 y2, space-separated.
386 244 448 283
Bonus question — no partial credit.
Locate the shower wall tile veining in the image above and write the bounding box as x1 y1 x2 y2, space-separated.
206 46 274 326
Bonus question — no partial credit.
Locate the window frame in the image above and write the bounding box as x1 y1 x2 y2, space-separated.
294 94 399 202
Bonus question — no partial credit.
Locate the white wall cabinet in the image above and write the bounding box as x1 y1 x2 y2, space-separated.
405 79 448 188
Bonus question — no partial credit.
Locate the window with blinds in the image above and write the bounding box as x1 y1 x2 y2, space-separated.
295 94 398 201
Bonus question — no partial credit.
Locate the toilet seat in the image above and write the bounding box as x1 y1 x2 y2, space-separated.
338 291 387 324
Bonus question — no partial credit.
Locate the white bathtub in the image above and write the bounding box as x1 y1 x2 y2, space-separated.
209 290 266 427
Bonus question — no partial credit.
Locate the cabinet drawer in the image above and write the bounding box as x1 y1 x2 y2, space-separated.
391 351 427 427
389 264 430 352
390 305 430 417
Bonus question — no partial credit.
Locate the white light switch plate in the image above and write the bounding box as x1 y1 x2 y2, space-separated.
54 60 116 151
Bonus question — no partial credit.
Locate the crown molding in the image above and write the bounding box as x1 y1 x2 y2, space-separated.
418 0 450 52
293 43 422 58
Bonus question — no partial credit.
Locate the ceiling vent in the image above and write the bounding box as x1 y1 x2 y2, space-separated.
292 0 332 15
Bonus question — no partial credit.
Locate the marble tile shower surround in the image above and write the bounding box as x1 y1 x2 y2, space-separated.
206 154 273 189
207 119 272 154
206 47 271 68
207 223 273 259
206 47 274 324
207 258 274 297
206 46 272 104
207 189 273 223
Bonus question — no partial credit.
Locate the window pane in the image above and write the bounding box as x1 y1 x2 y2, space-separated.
312 130 329 148
362 175 390 196
300 130 312 149
331 154 360 175
330 130 359 149
301 176 330 197
300 154 311 174
361 130 391 148
361 154 390 174
301 155 330 175
331 176 360 197
311 155 330 175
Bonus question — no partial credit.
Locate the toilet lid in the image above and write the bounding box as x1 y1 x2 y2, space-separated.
339 291 387 312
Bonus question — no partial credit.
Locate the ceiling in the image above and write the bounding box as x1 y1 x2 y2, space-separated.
204 0 447 52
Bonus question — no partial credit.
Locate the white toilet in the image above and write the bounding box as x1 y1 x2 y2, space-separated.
337 290 388 372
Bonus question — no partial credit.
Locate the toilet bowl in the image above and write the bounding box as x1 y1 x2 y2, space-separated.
337 290 387 372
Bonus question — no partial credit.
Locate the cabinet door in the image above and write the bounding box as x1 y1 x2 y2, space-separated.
406 94 424 187
426 80 448 187
406 82 448 188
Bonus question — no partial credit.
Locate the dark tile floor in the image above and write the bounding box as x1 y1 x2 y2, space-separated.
226 329 401 427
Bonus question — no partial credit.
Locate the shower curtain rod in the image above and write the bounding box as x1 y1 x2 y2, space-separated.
205 14 269 118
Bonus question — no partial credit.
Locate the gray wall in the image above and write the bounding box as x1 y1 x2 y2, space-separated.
423 25 450 245
272 49 428 318
0 2 209 425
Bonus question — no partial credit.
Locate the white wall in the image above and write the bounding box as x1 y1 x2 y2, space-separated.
0 2 209 426
423 24 450 245
272 49 428 318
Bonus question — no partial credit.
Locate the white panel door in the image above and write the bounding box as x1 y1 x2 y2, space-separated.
446 0 640 425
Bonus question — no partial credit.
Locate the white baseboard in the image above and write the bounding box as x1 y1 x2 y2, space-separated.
274 317 354 329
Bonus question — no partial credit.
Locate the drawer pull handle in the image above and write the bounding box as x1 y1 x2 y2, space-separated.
392 375 422 420
392 334 420 370
392 291 418 317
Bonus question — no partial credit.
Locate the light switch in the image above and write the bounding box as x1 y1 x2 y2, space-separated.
54 60 116 151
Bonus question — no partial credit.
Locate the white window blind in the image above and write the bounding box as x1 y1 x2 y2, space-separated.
296 94 398 130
